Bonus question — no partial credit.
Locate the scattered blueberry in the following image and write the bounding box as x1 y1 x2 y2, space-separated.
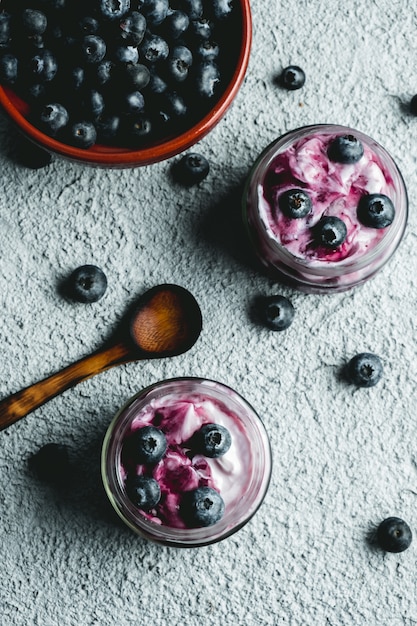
410 94 417 116
280 65 305 90
279 189 312 219
313 216 347 248
193 423 232 458
29 443 70 483
172 152 210 185
126 475 161 509
67 264 107 303
131 426 168 464
357 193 395 229
257 294 295 331
327 134 364 164
376 517 412 553
345 352 383 387
181 486 225 527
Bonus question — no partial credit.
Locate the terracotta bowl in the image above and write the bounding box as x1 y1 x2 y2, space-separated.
0 1 252 168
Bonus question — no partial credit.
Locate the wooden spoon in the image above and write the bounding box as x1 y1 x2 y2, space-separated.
0 284 202 431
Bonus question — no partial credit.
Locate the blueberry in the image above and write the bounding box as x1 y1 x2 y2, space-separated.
327 134 364 164
211 0 234 20
27 49 58 82
196 40 219 62
131 426 168 464
376 517 412 553
68 120 97 148
165 46 193 82
172 152 210 185
118 11 146 46
22 9 48 37
37 102 69 135
112 45 139 64
0 11 11 46
280 65 305 90
122 63 150 90
124 114 153 144
29 443 70 483
137 0 169 26
258 294 295 331
126 475 161 509
95 113 121 142
345 352 383 388
162 9 190 39
77 16 99 36
181 486 225 527
98 0 131 20
120 90 145 114
139 33 169 63
69 66 85 90
80 35 107 64
357 193 395 229
279 189 312 219
192 423 232 458
177 0 203 20
194 60 220 98
94 59 114 86
147 70 167 95
81 88 105 119
189 18 212 40
14 134 52 169
158 90 187 119
0 52 18 84
313 216 347 248
67 264 107 302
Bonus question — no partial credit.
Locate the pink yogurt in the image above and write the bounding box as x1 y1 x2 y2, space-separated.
101 378 272 547
243 125 408 293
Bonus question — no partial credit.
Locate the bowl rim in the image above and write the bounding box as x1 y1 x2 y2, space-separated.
0 0 252 167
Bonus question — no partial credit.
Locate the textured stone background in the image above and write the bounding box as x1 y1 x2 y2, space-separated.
1 0 417 625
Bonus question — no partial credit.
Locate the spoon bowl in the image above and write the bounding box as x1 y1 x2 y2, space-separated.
0 284 202 431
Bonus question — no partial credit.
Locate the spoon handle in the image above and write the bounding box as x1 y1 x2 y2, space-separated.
0 342 131 431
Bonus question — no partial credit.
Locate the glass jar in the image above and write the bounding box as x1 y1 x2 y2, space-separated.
242 124 408 293
101 377 272 548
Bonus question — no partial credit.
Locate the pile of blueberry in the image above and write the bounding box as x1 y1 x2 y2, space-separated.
124 422 231 527
0 0 237 148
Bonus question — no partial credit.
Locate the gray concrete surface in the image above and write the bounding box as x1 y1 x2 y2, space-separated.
1 0 417 624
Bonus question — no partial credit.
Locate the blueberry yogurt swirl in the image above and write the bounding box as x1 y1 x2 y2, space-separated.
243 125 408 293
